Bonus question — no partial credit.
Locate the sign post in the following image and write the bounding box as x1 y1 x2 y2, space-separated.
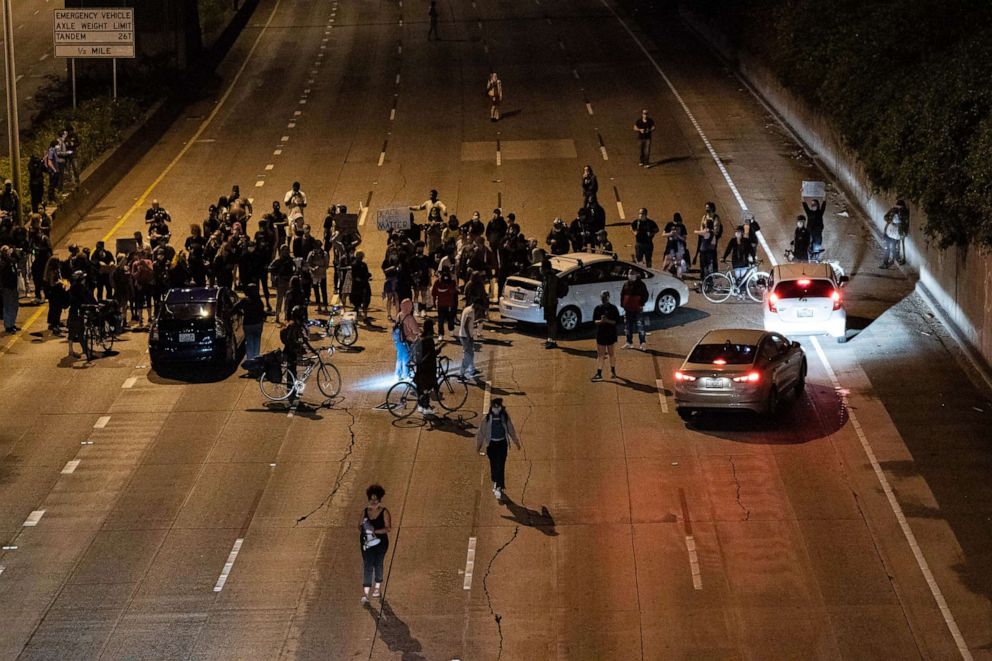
53 8 135 101
1 0 21 204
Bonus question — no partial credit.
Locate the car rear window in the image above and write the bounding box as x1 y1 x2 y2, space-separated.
774 279 835 299
688 343 757 365
519 264 561 280
161 302 214 320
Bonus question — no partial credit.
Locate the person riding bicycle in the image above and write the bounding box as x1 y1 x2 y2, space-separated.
280 305 312 407
414 318 439 416
722 228 754 286
791 216 811 262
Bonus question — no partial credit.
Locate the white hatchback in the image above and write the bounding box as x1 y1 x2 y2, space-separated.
763 263 849 343
499 253 690 331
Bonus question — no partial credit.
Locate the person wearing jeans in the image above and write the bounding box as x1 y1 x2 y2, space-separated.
458 303 479 378
619 269 649 349
475 398 522 501
240 287 265 362
359 484 391 604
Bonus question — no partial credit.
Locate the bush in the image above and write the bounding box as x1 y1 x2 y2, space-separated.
684 0 992 248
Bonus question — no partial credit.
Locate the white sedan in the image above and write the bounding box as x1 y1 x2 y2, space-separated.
499 252 690 331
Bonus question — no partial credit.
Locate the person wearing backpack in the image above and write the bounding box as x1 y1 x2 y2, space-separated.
475 398 522 501
393 298 420 381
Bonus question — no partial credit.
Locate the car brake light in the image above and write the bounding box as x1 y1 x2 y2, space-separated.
831 290 842 310
797 279 811 286
733 371 761 383
713 358 726 365
768 292 779 313
674 371 696 382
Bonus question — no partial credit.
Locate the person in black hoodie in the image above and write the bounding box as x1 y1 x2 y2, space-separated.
241 286 266 361
802 198 826 255
349 251 372 321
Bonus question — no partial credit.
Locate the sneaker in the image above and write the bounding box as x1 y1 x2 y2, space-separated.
622 342 632 349
361 595 369 605
638 343 646 351
492 483 499 495
611 369 617 379
494 487 503 500
592 371 602 381
423 407 437 416
371 587 381 598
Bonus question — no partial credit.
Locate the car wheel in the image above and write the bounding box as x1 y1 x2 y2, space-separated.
794 360 807 398
767 387 780 416
655 289 680 316
557 306 581 332
676 408 694 422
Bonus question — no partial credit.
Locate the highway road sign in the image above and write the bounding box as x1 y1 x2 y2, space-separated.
53 8 135 59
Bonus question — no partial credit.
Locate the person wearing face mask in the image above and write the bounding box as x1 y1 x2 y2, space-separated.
475 398 522 501
791 215 811 262
619 269 649 350
722 228 753 286
592 290 620 380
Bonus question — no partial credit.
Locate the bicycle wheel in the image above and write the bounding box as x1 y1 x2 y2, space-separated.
99 325 115 352
702 273 733 303
316 361 342 398
385 381 418 419
746 271 770 302
435 374 468 412
82 325 97 360
333 321 358 347
259 367 294 401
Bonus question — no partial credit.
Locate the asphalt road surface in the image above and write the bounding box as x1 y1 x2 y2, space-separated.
0 0 990 659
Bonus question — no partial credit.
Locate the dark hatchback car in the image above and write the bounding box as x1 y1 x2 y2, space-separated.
149 287 245 370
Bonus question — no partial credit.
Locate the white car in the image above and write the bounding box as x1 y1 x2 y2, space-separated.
499 252 690 332
763 263 849 343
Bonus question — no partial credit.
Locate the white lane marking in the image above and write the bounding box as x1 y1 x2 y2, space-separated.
265 164 274 171
463 537 477 590
23 510 45 527
358 205 368 227
298 99 307 105
616 201 625 220
1 546 17 550
61 460 80 475
377 151 386 167
255 181 265 188
483 44 489 54
320 44 326 50
322 37 328 42
654 378 669 413
213 538 244 592
810 337 972 660
685 535 703 589
599 146 608 161
482 378 492 414
121 377 137 389
477 21 482 30
398 44 402 54
287 122 295 129
39 53 49 61
389 108 396 121
294 110 302 116
585 102 594 115
14 74 22 83
93 415 110 429
572 69 580 80
495 150 501 167
398 18 403 26
274 149 283 155
80 440 93 446
395 73 401 85
0 566 4 577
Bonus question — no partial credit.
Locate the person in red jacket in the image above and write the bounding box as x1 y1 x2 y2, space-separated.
431 266 459 341
619 269 649 350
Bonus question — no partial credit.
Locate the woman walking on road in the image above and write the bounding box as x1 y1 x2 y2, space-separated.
476 398 522 501
487 72 503 121
359 484 391 604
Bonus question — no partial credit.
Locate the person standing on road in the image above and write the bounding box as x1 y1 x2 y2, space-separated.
43 140 62 202
581 165 599 207
476 398 521 501
28 155 45 212
487 73 503 122
0 247 20 334
882 200 909 266
592 290 620 380
394 298 420 381
427 0 440 40
802 198 826 256
539 257 565 348
241 286 265 363
633 109 656 166
284 181 308 229
349 251 372 322
431 266 458 341
620 269 649 350
359 484 391 604
457 301 481 378
791 216 811 262
631 208 659 268
414 319 438 415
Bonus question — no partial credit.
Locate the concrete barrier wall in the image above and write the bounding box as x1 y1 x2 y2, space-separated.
681 9 992 385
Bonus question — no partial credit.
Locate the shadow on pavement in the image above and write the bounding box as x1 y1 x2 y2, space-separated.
367 600 426 661
500 496 558 536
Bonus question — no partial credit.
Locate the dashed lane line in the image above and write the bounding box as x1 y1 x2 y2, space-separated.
679 489 702 590
121 376 137 389
463 537 477 590
654 378 668 413
585 102 594 115
23 510 45 527
213 538 244 592
61 460 80 475
93 416 110 429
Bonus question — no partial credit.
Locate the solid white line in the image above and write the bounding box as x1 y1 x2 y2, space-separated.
616 201 625 220
378 152 386 167
61 460 80 475
599 146 609 161
685 535 702 589
265 164 274 171
93 415 110 429
23 510 45 527
585 102 594 115
654 378 669 413
213 538 244 592
463 537 477 590
121 377 137 389
255 181 265 188
389 108 396 121
810 337 972 660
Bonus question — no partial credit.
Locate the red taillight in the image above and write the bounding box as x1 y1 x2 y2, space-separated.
831 290 842 310
768 292 779 313
733 371 761 383
713 358 727 365
797 278 811 286
674 371 696 382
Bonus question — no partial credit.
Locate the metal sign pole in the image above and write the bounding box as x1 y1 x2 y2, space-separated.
1 0 21 206
71 58 76 109
112 58 117 100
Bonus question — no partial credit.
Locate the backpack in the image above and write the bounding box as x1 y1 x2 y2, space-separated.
260 349 284 383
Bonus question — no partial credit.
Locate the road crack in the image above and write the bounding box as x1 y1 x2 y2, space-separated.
295 406 358 525
729 456 750 521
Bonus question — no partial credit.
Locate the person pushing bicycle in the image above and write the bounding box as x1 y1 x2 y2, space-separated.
722 228 755 287
281 305 313 408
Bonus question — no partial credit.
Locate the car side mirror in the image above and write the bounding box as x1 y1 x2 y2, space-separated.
791 341 801 350
838 275 850 287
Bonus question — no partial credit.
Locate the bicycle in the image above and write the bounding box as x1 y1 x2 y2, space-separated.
259 345 342 402
385 354 468 418
309 305 359 347
80 303 120 359
701 259 770 303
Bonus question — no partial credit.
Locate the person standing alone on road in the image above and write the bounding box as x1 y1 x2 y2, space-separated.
633 109 655 166
620 269 649 350
359 484 391 604
476 398 522 501
427 0 440 40
592 290 620 380
487 73 503 122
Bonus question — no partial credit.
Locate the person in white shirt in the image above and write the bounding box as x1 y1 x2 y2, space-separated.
409 189 447 219
284 181 308 225
458 302 482 378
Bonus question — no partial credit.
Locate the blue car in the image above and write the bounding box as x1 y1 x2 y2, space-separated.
149 287 246 370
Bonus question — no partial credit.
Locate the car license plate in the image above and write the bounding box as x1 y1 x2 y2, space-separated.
798 308 814 318
702 377 729 389
179 332 196 343
511 290 526 302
